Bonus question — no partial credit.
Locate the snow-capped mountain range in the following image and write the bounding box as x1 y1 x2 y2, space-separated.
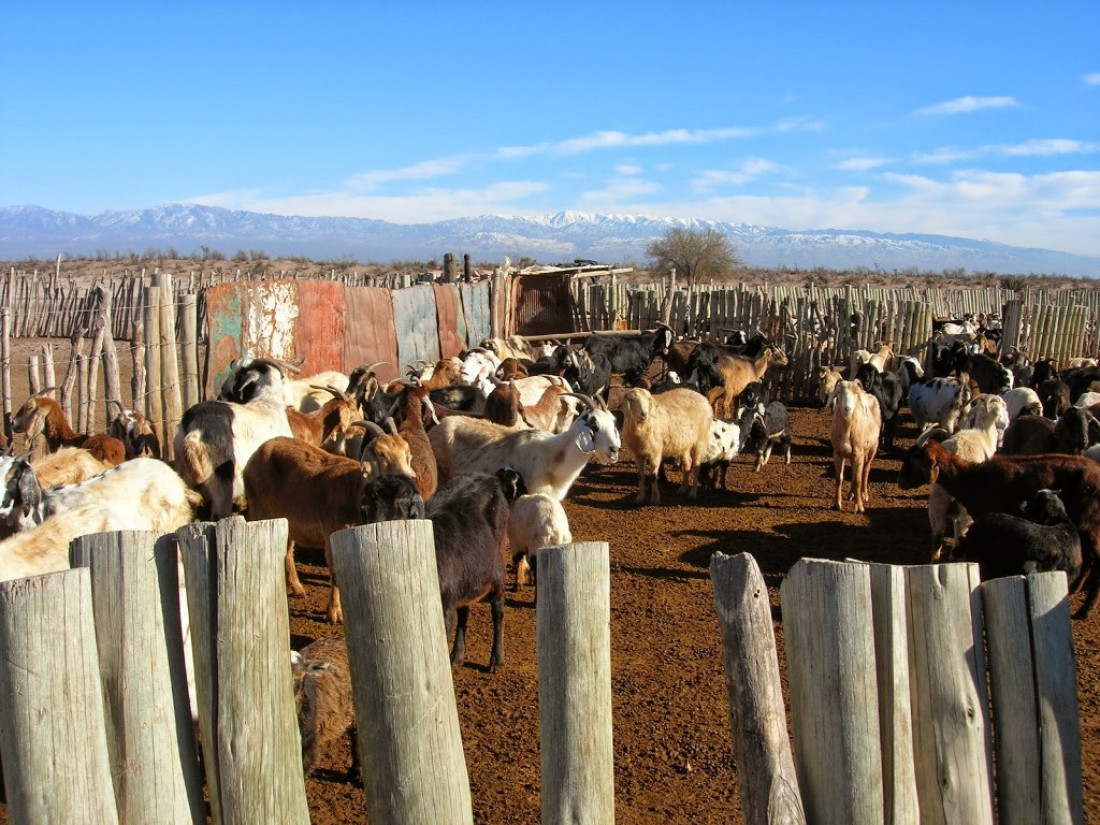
2 204 1098 277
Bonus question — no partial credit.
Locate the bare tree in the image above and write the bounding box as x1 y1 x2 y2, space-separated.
645 227 739 287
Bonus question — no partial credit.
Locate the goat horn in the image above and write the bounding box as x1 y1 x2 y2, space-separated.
272 358 302 376
35 386 59 398
106 399 125 415
562 391 599 411
363 361 388 374
309 384 350 401
355 420 386 439
384 416 399 435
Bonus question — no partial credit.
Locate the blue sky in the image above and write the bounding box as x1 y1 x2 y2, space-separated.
3 1 1099 257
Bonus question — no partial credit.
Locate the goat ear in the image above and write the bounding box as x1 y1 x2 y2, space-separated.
17 465 39 516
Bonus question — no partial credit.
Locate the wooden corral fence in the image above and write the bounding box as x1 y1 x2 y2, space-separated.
0 521 1081 823
711 553 1083 825
4 268 1100 451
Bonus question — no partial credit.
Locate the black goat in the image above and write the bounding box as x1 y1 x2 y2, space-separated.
582 324 673 378
956 488 1082 583
855 363 905 452
746 401 791 471
1001 408 1098 456
425 468 516 673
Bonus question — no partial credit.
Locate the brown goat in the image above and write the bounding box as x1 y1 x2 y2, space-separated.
391 384 439 501
107 402 162 460
706 346 789 418
902 440 1100 618
13 390 125 465
285 385 360 449
828 380 881 513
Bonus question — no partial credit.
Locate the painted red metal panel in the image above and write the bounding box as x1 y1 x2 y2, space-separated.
296 280 347 376
344 287 401 384
432 284 465 358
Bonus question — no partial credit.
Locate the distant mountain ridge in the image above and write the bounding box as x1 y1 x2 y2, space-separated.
1 203 1097 277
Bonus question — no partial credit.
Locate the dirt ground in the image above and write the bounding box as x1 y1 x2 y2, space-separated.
288 404 1100 825
0 339 1096 823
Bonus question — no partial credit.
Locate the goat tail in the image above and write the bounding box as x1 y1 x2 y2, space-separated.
177 431 215 487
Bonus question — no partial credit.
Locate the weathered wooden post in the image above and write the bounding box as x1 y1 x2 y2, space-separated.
132 317 146 414
906 563 994 825
143 286 164 448
781 559 884 824
177 517 310 825
463 252 473 282
157 275 182 461
330 519 473 824
983 572 1083 825
180 292 200 409
0 569 119 823
710 552 806 825
0 307 10 441
71 531 205 823
867 563 920 825
443 251 455 283
97 285 124 417
537 541 615 824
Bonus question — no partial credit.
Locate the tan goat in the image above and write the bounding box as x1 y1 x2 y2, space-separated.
621 387 713 505
827 380 881 513
706 346 789 418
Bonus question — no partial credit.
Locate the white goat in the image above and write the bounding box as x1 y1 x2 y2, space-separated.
428 395 620 501
508 493 572 591
620 387 713 505
828 380 881 513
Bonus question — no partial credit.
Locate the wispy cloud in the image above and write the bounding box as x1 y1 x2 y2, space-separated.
1084 72 1100 86
913 138 1099 165
615 164 644 176
832 156 891 172
915 96 1020 116
691 158 782 192
346 158 466 191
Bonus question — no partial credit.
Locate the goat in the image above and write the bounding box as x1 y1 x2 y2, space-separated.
13 389 125 465
998 386 1044 421
700 407 755 491
827 380 881 513
855 363 904 451
905 369 970 434
620 387 712 505
428 394 620 501
702 346 789 419
291 635 358 780
582 325 673 378
390 384 439 500
175 358 295 520
107 401 162 459
508 492 572 592
285 385 360 450
243 438 420 623
746 401 791 471
1001 408 1096 456
426 469 516 672
817 366 843 407
899 395 1005 559
0 449 111 533
955 489 1082 583
897 440 1100 618
1036 378 1072 419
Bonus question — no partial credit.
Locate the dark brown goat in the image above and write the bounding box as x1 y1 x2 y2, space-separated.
1001 409 1097 456
901 440 1100 618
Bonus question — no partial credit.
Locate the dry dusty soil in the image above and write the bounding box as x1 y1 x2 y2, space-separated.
288 405 1100 825
0 338 1096 823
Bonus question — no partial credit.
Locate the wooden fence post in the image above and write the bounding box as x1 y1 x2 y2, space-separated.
180 292 200 408
330 519 474 825
710 552 806 825
70 530 205 824
983 572 1083 825
157 277 182 460
143 287 164 448
906 563 994 825
780 559 884 824
0 569 119 823
177 517 310 825
0 307 9 441
537 541 615 824
867 563 920 825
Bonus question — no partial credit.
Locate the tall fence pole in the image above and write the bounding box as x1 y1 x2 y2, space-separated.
0 569 119 823
70 530 205 824
177 517 310 825
330 519 474 825
157 275 182 460
780 559 884 824
710 552 806 825
537 541 615 825
143 286 164 452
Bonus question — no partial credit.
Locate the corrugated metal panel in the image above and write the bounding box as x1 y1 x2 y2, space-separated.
432 284 465 358
297 280 347 375
513 274 574 336
392 285 441 370
204 280 303 396
344 287 401 384
459 282 491 346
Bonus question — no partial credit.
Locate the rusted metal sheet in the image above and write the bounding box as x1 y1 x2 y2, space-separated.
344 287 401 384
392 285 441 371
512 273 574 336
204 280 303 397
432 284 465 358
459 282 492 347
296 280 347 376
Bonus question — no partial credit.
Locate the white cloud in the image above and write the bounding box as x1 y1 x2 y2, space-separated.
993 138 1100 157
915 96 1020 116
691 158 782 192
346 158 465 191
615 164 644 176
832 156 891 172
1084 73 1100 86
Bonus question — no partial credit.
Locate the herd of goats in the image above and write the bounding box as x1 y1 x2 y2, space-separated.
0 317 1099 778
